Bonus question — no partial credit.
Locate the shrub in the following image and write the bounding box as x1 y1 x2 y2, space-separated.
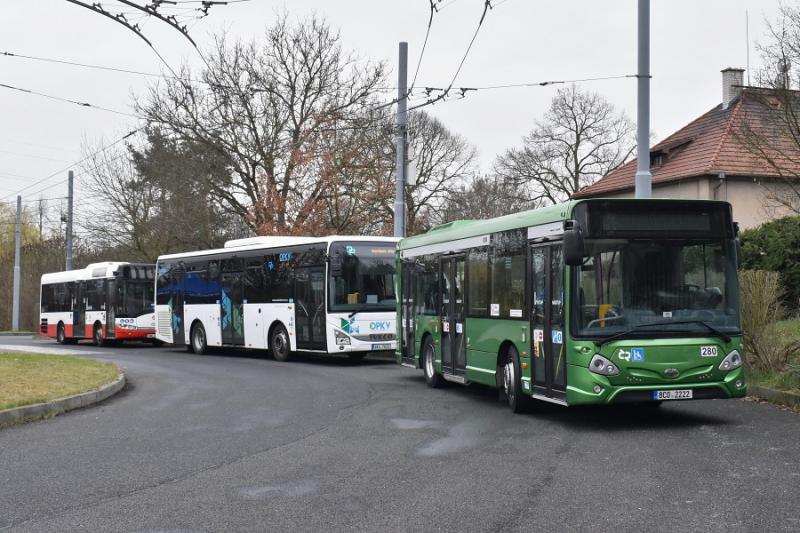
739 270 800 373
740 216 800 310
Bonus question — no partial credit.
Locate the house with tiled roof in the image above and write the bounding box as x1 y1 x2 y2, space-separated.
573 68 800 229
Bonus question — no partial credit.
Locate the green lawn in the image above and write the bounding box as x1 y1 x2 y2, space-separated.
0 353 119 410
748 318 800 395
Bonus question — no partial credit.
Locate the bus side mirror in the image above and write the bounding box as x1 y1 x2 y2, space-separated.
330 252 343 276
563 220 584 266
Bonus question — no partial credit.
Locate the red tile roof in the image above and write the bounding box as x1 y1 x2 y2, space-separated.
572 87 800 198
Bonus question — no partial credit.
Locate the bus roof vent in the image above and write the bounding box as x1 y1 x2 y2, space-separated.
223 236 319 248
428 220 476 232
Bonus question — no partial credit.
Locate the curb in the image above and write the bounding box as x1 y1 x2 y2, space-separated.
748 385 800 409
0 372 126 428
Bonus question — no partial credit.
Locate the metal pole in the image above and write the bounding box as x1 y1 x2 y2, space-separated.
66 170 74 270
393 42 408 238
12 195 21 331
634 0 652 199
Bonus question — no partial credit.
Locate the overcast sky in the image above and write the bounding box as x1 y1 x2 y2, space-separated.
0 0 785 209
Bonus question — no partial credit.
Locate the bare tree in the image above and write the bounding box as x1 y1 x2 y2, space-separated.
138 14 386 235
494 85 635 204
735 5 800 216
439 174 536 223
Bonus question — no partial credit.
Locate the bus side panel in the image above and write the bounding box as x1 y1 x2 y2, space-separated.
463 317 529 387
414 314 440 368
259 303 297 351
41 312 73 337
183 304 221 346
85 310 106 337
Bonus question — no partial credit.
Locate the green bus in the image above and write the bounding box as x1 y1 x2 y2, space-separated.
396 199 746 411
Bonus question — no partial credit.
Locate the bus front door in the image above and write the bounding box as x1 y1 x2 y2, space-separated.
220 270 245 346
440 255 466 378
400 263 415 365
73 281 86 338
530 244 566 401
105 279 116 339
295 266 326 350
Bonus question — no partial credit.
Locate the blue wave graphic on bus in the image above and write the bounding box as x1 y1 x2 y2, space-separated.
221 290 231 329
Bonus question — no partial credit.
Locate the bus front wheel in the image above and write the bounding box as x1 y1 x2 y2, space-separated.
56 323 66 344
190 323 208 355
270 324 291 362
503 346 531 413
422 337 443 388
92 323 105 347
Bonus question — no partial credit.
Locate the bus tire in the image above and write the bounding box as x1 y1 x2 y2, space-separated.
56 323 66 344
92 323 105 347
190 322 208 355
270 324 291 362
422 336 443 388
503 346 531 413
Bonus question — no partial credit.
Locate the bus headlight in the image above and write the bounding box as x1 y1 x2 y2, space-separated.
334 330 351 346
589 354 620 376
718 350 743 372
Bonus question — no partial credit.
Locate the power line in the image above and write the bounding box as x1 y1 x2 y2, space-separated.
409 0 494 111
409 1 441 93
0 130 140 202
0 82 139 117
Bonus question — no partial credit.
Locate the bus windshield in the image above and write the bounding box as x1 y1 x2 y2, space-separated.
329 242 396 312
118 265 155 318
574 238 741 338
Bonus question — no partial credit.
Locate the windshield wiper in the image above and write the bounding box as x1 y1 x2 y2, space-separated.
348 304 371 318
595 319 731 347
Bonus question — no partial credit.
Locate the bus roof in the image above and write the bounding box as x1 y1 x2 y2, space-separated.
398 198 735 252
40 262 149 284
157 235 400 262
399 201 578 251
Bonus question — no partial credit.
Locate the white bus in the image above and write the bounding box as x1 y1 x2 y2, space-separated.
40 262 157 345
154 236 399 360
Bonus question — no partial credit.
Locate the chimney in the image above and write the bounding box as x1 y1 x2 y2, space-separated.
721 67 744 109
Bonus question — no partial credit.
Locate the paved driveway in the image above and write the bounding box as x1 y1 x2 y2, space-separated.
0 337 798 532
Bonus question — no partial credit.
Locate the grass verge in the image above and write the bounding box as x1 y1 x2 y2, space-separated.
748 318 800 395
0 352 119 410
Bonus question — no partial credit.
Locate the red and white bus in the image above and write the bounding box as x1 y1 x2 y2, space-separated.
40 262 157 345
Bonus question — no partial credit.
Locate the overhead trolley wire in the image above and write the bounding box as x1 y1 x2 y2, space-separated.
0 82 139 117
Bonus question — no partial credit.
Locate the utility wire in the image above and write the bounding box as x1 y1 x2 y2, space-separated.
409 0 494 111
409 0 440 93
0 82 139 117
0 130 140 202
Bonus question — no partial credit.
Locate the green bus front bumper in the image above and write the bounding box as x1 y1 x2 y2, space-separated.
565 364 747 406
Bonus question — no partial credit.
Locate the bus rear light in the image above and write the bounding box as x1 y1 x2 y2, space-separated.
719 350 742 372
589 354 620 376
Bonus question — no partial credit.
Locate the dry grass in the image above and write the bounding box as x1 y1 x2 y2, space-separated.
0 353 119 410
739 270 800 373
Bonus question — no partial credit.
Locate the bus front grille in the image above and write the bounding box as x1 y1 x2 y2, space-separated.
157 311 173 342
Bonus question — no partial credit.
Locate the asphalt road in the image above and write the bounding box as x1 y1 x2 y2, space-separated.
0 337 798 533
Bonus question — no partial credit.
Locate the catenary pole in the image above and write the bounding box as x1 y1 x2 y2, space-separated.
394 42 408 238
634 0 652 199
12 195 21 331
66 170 74 270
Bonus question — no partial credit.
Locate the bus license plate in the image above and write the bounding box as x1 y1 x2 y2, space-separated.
653 389 693 401
371 343 392 350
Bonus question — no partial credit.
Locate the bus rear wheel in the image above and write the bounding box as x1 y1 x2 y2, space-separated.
503 346 531 413
422 337 443 388
56 323 66 344
190 323 208 355
270 325 291 362
92 324 105 347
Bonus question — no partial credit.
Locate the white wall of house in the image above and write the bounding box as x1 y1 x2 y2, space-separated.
590 176 797 229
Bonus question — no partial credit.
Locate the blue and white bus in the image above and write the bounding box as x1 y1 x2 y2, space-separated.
155 236 399 360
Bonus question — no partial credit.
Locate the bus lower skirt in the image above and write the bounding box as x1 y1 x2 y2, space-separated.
611 387 728 403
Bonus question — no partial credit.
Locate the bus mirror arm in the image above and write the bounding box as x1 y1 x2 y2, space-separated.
735 238 743 269
563 220 584 267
